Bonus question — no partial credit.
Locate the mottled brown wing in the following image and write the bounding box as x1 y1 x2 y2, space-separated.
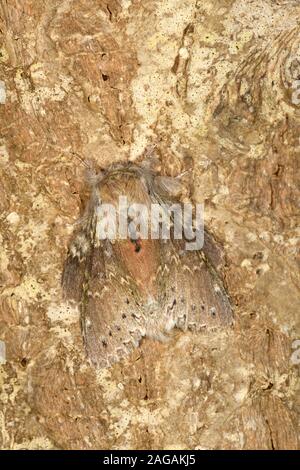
81 241 147 368
62 229 92 303
156 233 233 334
62 229 147 368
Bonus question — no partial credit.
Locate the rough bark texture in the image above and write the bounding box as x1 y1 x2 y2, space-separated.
0 0 299 450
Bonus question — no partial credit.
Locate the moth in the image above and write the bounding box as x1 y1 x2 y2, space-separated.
62 161 233 368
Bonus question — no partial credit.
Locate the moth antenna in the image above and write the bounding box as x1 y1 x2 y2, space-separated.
70 151 104 187
70 151 91 170
137 142 162 172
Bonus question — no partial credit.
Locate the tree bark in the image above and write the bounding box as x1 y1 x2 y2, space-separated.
0 0 299 449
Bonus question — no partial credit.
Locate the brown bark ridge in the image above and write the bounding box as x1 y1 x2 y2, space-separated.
0 0 299 449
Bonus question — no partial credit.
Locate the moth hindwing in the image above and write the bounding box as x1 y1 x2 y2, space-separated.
62 162 233 368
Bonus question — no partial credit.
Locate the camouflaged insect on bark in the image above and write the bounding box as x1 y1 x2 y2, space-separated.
62 162 233 368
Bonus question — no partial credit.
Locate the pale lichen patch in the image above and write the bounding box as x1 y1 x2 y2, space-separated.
0 144 9 164
0 80 6 104
47 303 80 325
3 275 52 303
6 212 20 225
